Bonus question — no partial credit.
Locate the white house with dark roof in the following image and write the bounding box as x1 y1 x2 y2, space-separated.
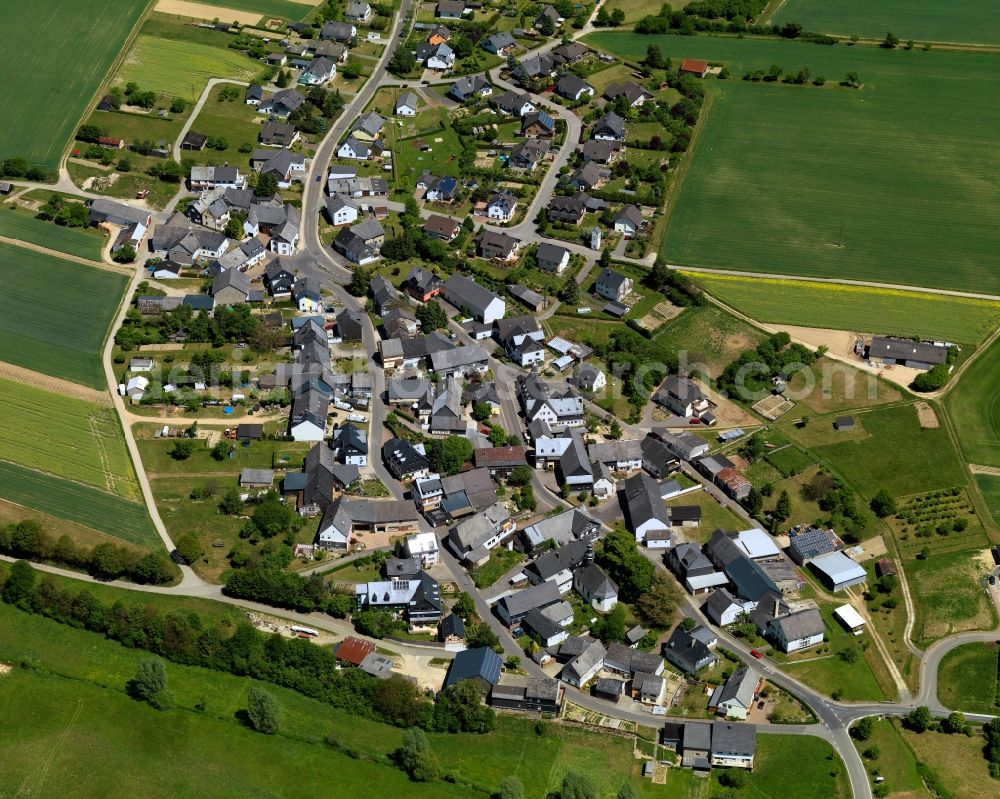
394 92 419 116
595 268 633 302
442 274 506 324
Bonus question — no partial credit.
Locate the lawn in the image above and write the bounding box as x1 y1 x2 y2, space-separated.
471 547 525 589
946 338 1000 468
0 0 150 170
0 598 662 799
584 33 1000 295
391 115 466 191
180 86 265 166
668 489 746 541
807 404 969 500
773 0 1000 46
83 107 186 152
852 718 932 798
0 461 157 549
689 273 1000 345
0 378 138 499
651 304 767 377
116 33 263 100
136 430 307 476
0 241 129 388
66 160 180 210
710 733 850 799
0 206 104 261
906 548 997 645
936 642 1000 715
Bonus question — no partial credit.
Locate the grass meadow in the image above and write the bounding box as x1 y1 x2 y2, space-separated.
0 242 128 388
852 718 932 798
689 273 1000 344
901 725 999 799
806 404 968 500
975 474 1000 528
584 33 1000 294
773 0 1000 46
936 642 1000 715
710 734 849 798
0 378 138 499
0 461 157 548
906 549 997 645
0 0 149 170
651 304 768 377
0 597 672 799
946 338 1000 467
116 34 262 99
0 207 105 261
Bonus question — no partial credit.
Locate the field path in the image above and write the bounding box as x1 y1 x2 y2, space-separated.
0 361 111 405
969 464 1000 476
0 234 129 274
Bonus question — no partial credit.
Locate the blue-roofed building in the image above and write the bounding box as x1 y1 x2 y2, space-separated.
724 555 779 603
444 647 503 689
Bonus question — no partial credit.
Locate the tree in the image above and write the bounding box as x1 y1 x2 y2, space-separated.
373 674 427 727
903 705 932 733
170 440 194 460
415 300 448 331
471 401 492 423
433 680 496 733
388 47 416 76
218 488 244 515
597 529 654 603
869 489 897 518
255 171 279 197
719 769 748 788
89 542 127 580
426 435 473 475
1 559 36 607
112 243 136 263
252 493 292 538
453 592 477 621
743 486 763 516
175 532 204 565
397 727 441 781
591 603 627 642
851 715 875 741
609 420 622 440
559 276 581 304
500 776 525 799
634 572 680 629
170 98 187 113
212 440 235 461
466 623 500 650
507 465 533 487
943 711 970 735
246 685 281 733
128 658 170 709
644 44 665 71
773 490 791 523
881 31 899 48
347 263 371 297
134 552 172 584
561 770 598 799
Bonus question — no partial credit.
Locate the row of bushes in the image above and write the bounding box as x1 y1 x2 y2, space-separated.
0 520 174 585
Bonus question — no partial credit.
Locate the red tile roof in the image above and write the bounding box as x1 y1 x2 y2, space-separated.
680 59 709 74
474 446 527 467
334 636 375 666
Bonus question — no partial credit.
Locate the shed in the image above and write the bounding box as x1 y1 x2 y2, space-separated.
236 423 264 440
875 558 897 578
240 468 275 488
834 415 855 431
833 604 866 634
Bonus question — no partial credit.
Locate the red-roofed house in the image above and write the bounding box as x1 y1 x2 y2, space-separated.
473 446 528 478
334 636 376 666
679 59 709 78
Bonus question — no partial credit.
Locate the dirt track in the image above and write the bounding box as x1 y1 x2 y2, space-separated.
0 360 111 405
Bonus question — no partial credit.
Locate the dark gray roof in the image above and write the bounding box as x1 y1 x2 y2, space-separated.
725 555 780 603
711 721 757 755
444 647 503 688
870 336 949 365
622 472 671 532
496 581 561 619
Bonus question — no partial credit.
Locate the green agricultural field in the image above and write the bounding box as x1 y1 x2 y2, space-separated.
0 461 157 548
0 0 150 170
774 0 1000 46
0 207 104 261
690 273 1000 344
0 599 663 799
0 242 129 388
907 549 997 644
584 34 1000 294
0 378 138 499
936 642 1000 715
116 34 262 100
808 404 968 500
946 338 1000 467
975 474 1000 528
